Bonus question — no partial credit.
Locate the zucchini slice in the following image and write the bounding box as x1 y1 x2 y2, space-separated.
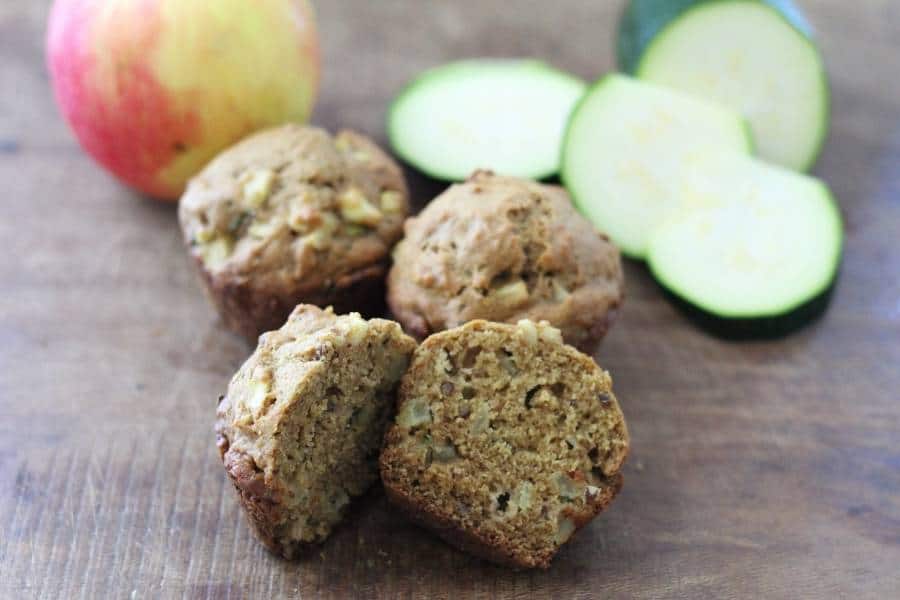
387 60 586 181
560 74 752 258
618 0 829 171
647 152 843 337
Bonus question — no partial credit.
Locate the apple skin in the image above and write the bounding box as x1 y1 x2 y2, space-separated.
47 0 320 200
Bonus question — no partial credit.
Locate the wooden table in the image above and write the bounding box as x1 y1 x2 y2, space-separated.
2 1 898 597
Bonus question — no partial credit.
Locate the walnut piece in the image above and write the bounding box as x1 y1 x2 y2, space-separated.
300 213 340 250
493 280 529 307
338 187 382 226
200 236 233 269
516 319 538 344
239 168 277 208
380 190 404 214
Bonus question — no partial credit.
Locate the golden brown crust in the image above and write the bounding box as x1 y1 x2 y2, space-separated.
215 305 417 558
387 171 623 353
379 319 629 569
220 445 290 556
199 259 387 341
179 125 408 341
382 472 623 569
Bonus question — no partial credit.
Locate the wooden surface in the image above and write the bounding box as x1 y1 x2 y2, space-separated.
2 1 899 598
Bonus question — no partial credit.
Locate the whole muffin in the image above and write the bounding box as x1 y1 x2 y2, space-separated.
216 305 417 558
380 319 629 569
179 124 409 340
387 171 623 353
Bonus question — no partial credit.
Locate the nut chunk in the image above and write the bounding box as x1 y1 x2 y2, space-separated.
216 305 417 558
380 319 629 569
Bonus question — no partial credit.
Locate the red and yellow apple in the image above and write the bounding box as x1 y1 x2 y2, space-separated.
47 0 320 200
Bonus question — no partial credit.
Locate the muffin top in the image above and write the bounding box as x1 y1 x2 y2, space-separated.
179 125 409 295
387 171 623 351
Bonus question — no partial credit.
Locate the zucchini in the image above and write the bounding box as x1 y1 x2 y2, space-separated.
647 152 843 338
560 74 752 258
387 60 586 181
618 0 829 172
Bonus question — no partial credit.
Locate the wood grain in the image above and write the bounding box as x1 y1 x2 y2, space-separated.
1 1 899 598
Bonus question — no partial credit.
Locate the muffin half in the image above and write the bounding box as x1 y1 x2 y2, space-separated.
180 124 409 340
380 319 629 569
216 305 416 558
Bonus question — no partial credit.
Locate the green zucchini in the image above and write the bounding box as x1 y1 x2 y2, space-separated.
560 74 752 258
647 152 843 338
387 60 586 181
618 0 829 171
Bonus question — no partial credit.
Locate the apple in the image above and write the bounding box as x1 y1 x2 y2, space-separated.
47 0 320 200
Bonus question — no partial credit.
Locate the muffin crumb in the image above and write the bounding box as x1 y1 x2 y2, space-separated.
380 319 629 569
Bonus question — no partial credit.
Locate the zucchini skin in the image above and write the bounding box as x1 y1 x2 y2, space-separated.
617 0 813 74
648 179 843 341
657 278 837 340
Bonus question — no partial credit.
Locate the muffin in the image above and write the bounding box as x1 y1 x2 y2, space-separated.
179 124 409 341
387 171 623 353
380 319 629 569
215 305 417 558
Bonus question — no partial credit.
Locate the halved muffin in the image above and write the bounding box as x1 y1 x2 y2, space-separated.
216 305 416 558
380 319 629 569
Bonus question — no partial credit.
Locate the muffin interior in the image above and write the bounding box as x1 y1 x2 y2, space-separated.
272 323 411 545
380 320 628 567
218 309 414 555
